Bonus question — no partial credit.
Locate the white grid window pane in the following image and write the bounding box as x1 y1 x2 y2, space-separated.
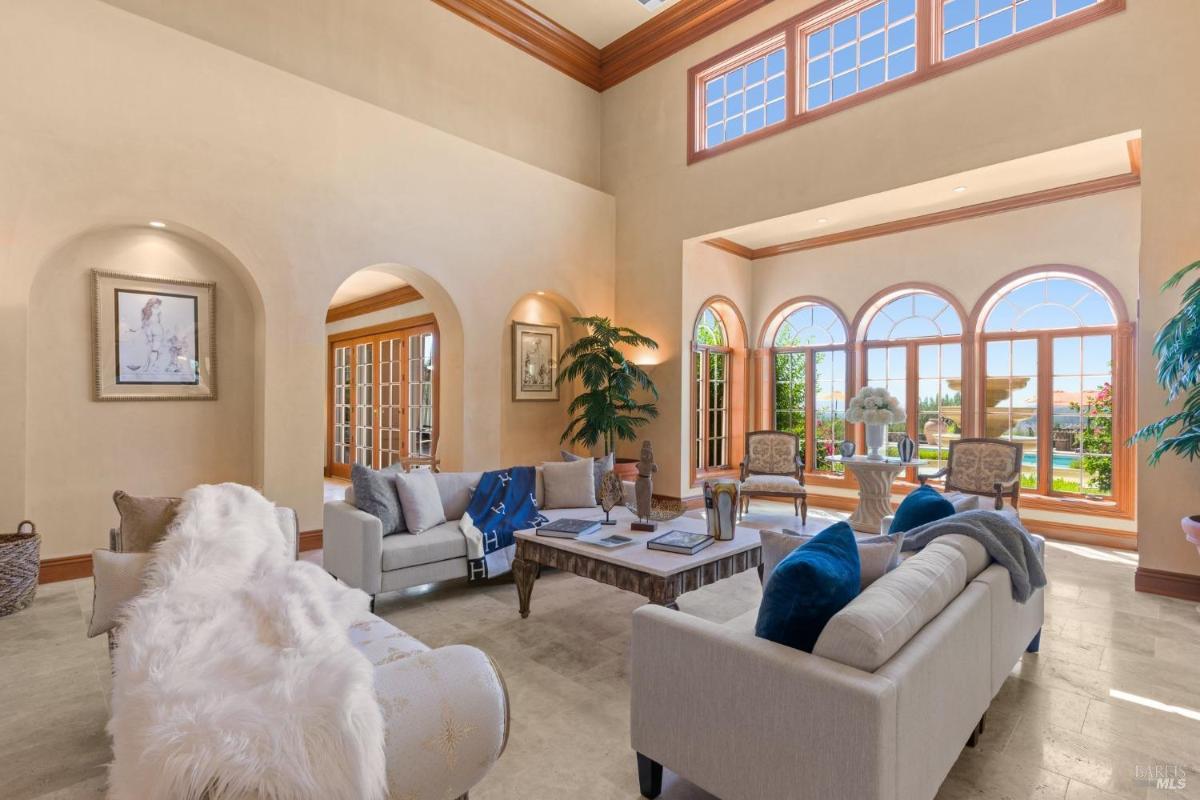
704 46 787 148
806 0 916 111
406 332 435 457
942 0 1100 60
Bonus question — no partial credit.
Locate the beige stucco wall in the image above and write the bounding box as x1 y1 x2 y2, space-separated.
0 0 615 554
27 229 260 557
602 0 1200 576
99 0 604 188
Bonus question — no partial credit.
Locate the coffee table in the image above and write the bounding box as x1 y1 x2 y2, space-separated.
512 508 761 617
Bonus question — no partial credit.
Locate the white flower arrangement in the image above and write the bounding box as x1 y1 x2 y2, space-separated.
846 386 906 425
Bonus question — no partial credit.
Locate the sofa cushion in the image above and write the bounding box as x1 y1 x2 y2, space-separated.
351 464 407 535
755 522 860 653
943 491 982 514
381 521 467 571
889 485 955 533
432 471 482 521
542 458 597 509
764 528 902 590
812 538 972 671
561 450 614 503
395 469 446 533
111 491 182 552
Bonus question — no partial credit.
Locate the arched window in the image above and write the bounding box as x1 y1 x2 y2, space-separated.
768 300 850 476
860 287 964 479
979 271 1123 502
693 305 733 473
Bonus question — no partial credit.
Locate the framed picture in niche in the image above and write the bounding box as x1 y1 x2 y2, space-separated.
512 320 558 402
92 270 217 400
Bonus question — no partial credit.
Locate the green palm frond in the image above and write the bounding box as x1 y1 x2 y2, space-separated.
555 316 659 455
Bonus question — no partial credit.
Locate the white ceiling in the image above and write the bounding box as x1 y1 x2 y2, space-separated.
329 269 408 307
525 0 684 48
713 132 1140 252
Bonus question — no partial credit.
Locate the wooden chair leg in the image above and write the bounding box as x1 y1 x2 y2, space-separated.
800 497 808 526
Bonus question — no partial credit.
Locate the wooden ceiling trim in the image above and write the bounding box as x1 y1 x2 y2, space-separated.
431 0 603 90
709 171 1141 261
429 0 773 91
326 285 424 323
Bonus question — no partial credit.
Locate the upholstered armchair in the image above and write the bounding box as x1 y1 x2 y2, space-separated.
738 430 807 524
917 438 1024 510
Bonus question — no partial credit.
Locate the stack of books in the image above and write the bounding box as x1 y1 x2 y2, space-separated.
536 518 601 539
646 529 714 555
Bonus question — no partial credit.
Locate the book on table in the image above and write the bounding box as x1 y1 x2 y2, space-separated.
646 529 714 555
536 518 602 538
580 533 635 549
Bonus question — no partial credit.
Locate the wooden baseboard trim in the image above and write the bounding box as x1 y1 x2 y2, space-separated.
39 554 93 584
299 530 323 552
1023 519 1137 551
1135 567 1200 601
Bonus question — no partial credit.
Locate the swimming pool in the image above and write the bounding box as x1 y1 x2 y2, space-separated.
1022 452 1081 469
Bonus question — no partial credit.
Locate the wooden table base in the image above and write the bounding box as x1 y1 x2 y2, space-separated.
512 537 761 617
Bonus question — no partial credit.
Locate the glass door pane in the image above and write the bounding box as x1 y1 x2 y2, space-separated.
813 349 845 474
332 345 352 473
774 351 807 465
354 341 374 467
406 331 435 458
707 352 728 468
377 337 404 470
916 342 962 477
1051 334 1113 497
984 338 1038 489
866 345 906 457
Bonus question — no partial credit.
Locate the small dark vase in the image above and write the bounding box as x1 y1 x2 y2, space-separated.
897 435 916 463
839 440 856 459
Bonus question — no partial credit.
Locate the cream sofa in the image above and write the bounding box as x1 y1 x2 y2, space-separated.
324 468 622 604
98 500 508 800
629 521 1045 800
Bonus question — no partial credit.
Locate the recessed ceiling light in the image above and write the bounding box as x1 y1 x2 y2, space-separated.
149 220 167 228
817 217 829 224
536 290 546 296
952 186 967 193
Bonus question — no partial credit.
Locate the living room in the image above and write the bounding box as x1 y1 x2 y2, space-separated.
2 0 1198 798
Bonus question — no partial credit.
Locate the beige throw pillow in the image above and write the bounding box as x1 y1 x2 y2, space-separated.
541 458 597 509
761 528 903 590
88 549 153 637
394 469 447 533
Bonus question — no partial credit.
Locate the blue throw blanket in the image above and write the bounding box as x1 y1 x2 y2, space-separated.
460 466 547 581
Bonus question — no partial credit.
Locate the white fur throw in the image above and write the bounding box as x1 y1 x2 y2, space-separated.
108 483 386 800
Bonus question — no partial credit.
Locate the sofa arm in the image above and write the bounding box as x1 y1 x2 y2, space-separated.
322 502 384 594
631 606 898 800
374 644 508 798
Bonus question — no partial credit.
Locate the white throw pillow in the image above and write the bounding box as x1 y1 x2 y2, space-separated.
761 527 903 590
88 549 153 637
394 469 447 533
541 458 597 509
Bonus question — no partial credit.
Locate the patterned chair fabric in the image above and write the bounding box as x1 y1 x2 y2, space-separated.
918 438 1023 510
739 430 807 524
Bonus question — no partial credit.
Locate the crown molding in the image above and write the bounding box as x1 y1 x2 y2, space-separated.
708 171 1141 261
430 0 771 91
326 285 424 324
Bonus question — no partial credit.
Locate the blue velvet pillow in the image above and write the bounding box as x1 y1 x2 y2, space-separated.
755 522 861 652
889 484 955 534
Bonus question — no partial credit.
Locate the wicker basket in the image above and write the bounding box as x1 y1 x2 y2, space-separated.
0 520 39 617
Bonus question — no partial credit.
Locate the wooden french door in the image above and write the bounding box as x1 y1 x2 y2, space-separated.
327 318 438 479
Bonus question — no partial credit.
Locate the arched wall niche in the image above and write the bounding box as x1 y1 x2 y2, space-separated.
501 291 584 465
26 222 265 558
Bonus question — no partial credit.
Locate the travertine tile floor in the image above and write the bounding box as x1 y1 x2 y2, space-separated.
3 503 1199 799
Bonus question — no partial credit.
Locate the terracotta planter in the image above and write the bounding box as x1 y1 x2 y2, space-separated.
613 458 638 481
1183 515 1200 556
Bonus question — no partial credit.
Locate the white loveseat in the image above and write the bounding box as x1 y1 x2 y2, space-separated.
629 521 1045 800
324 468 623 604
98 498 508 800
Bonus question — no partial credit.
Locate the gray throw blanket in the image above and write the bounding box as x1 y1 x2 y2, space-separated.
900 509 1047 602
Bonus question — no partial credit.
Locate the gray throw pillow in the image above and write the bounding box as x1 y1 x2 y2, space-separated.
351 463 406 535
394 469 447 533
761 528 903 590
560 450 614 503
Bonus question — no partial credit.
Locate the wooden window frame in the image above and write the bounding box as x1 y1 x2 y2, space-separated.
687 0 1124 164
325 314 440 478
690 298 750 487
969 266 1134 518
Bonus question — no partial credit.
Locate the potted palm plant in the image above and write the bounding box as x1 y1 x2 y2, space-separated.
1131 259 1200 555
556 316 659 478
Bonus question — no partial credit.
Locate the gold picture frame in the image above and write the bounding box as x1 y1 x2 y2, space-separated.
512 320 559 402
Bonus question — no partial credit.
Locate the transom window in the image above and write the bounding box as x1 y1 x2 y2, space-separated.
703 45 787 149
771 301 850 476
942 0 1101 60
805 0 917 111
862 289 963 478
688 0 1121 162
